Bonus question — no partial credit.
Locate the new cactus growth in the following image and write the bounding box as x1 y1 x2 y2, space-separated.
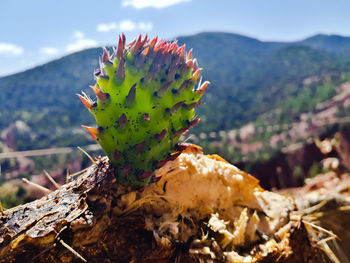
79 34 208 189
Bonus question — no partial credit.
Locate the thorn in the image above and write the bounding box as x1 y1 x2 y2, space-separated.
170 40 178 54
141 34 148 47
68 168 89 179
141 46 149 56
187 48 193 60
145 71 155 83
175 127 189 137
122 33 126 47
155 128 167 142
186 59 193 67
127 38 136 48
77 146 98 166
162 43 170 54
178 45 185 60
154 39 166 52
90 85 109 102
178 79 191 93
170 100 186 115
116 58 125 80
196 81 209 94
113 149 121 160
118 113 128 126
149 36 158 49
81 125 99 140
158 80 173 97
168 63 180 78
94 68 101 77
192 58 197 72
43 170 60 189
135 140 146 153
125 83 137 107
192 68 202 82
141 171 153 179
116 35 124 59
188 118 200 128
66 169 70 184
77 94 93 109
102 47 110 63
22 178 51 194
175 118 200 136
0 201 4 215
142 113 150 122
58 238 87 262
130 34 142 55
187 101 204 110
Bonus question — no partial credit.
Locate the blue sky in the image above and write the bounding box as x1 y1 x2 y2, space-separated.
1 0 350 76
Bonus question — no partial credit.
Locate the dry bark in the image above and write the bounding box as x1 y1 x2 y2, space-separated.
0 147 327 263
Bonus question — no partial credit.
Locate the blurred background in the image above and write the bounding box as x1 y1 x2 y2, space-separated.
1 0 350 208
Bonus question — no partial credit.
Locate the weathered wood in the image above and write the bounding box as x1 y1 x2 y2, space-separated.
0 148 327 262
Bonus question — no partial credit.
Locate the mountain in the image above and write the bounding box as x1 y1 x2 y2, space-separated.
300 34 350 56
1 32 350 152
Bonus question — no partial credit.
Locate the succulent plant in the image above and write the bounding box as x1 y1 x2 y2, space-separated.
79 34 208 189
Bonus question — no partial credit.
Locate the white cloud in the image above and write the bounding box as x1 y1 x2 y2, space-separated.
139 22 153 31
122 0 191 9
119 20 136 31
96 20 153 32
40 47 59 55
66 31 98 53
74 31 85 39
97 22 117 32
0 43 24 56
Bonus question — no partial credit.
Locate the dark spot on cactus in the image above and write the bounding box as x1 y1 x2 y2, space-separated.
98 126 104 132
172 89 178 94
160 78 166 83
94 69 101 77
164 108 170 118
140 77 144 83
100 75 109 80
163 181 168 193
92 102 98 108
105 60 113 66
135 140 146 153
175 73 180 79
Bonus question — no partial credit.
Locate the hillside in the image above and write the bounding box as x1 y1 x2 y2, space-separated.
1 33 350 143
1 32 350 190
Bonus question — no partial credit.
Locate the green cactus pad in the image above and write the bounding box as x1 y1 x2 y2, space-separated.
79 34 208 189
